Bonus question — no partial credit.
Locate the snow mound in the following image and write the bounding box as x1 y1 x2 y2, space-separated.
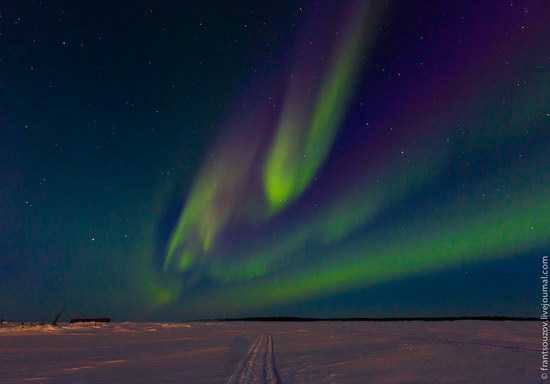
160 323 192 328
0 324 59 333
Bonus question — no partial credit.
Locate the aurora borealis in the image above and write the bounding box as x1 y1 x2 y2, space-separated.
1 1 549 320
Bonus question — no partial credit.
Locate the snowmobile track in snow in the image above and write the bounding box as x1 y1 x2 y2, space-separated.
227 333 280 384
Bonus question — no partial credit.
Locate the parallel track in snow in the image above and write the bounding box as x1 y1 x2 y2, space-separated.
227 333 280 384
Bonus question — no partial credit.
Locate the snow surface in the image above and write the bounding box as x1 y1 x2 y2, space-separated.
0 321 539 383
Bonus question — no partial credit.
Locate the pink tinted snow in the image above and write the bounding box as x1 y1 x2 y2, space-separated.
0 321 539 383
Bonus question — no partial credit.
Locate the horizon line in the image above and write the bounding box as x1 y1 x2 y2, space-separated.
188 315 540 322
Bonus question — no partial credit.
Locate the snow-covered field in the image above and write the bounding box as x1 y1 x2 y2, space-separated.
0 321 539 383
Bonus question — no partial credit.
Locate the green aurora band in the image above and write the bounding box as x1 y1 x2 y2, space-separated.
163 2 386 274
185 181 549 314
156 2 550 314
263 3 383 213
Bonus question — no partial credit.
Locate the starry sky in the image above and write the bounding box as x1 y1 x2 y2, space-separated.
1 1 549 321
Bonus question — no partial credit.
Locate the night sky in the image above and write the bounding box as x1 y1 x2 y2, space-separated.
1 1 549 321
